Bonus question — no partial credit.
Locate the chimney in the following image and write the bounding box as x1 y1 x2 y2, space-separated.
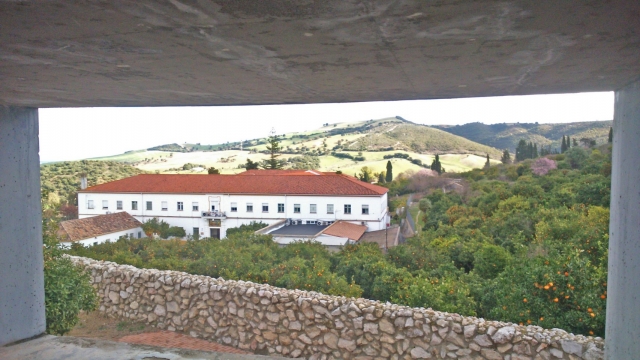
80 175 87 190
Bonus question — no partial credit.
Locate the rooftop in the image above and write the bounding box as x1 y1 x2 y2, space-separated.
322 221 368 241
268 224 329 237
59 212 142 242
81 173 388 196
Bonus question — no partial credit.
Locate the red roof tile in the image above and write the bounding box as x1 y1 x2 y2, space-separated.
80 173 388 196
59 212 142 242
322 221 367 241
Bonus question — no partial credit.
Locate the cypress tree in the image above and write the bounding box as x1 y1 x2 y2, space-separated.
483 154 491 170
561 135 567 153
385 160 393 182
501 149 512 164
533 144 538 158
516 139 527 162
430 154 442 174
566 136 571 149
608 127 613 143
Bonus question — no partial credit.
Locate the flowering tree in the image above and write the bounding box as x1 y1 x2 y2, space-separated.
531 157 557 176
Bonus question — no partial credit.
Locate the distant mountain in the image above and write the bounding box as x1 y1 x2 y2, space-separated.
433 120 612 153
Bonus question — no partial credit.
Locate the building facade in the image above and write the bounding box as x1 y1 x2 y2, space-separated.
78 171 389 239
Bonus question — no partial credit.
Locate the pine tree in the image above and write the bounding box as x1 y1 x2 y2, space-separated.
561 135 567 153
501 149 512 164
385 161 393 182
608 127 613 143
566 136 571 149
264 132 283 169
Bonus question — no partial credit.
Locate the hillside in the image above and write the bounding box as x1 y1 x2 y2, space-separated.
434 120 612 152
90 117 502 174
41 160 148 199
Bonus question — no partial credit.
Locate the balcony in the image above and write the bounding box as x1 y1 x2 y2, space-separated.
201 211 226 219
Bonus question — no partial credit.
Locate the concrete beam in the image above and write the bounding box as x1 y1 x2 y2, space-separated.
606 80 640 358
0 107 45 346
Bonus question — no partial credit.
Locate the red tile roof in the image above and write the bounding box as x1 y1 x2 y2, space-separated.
80 173 388 196
322 221 367 241
59 212 142 242
238 169 322 175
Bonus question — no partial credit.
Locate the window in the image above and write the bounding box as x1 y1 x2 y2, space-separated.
362 204 369 215
310 204 317 214
161 201 168 211
146 201 152 211
177 202 184 211
262 203 269 212
102 200 108 210
192 202 199 211
294 204 301 213
137 231 142 239
132 201 138 210
327 204 334 214
87 200 94 209
247 203 253 212
231 202 238 212
344 204 351 214
117 201 123 210
278 203 284 213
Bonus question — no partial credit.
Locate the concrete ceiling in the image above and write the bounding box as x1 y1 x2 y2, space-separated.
1 0 639 108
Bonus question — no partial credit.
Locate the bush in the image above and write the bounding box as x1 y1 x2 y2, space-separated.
43 220 97 335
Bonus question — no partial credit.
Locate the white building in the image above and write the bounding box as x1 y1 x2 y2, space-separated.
78 170 390 239
58 211 145 248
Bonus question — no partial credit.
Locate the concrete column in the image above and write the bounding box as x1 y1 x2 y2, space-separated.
0 107 45 346
605 80 640 358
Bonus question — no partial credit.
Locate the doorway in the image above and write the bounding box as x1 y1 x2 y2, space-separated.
210 228 220 239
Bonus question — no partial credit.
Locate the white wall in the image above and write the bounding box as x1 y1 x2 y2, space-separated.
78 192 388 238
60 227 146 248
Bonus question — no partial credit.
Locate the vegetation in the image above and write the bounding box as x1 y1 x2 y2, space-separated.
42 193 97 335
67 144 611 337
434 121 612 154
40 160 147 220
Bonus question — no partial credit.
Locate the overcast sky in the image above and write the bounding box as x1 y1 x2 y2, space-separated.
39 92 614 163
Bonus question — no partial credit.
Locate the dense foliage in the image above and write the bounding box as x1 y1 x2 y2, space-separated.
43 218 97 335
67 146 611 337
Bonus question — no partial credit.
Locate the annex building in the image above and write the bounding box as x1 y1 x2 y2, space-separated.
78 170 390 241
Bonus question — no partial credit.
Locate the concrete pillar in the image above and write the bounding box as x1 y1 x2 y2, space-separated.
606 80 640 358
0 107 45 346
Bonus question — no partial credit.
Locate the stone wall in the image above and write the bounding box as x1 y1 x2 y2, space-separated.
69 256 604 360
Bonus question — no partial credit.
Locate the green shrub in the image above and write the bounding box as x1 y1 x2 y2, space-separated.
43 220 97 335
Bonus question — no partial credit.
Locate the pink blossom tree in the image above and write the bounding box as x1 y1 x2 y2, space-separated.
531 157 557 176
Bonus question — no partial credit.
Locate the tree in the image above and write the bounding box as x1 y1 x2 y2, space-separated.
358 166 373 183
386 161 393 182
533 144 538 158
264 131 283 169
207 166 220 174
608 127 613 143
43 219 97 335
483 154 491 170
515 140 528 161
561 135 567 153
531 157 557 176
430 155 443 174
245 158 259 170
378 171 385 184
501 150 512 165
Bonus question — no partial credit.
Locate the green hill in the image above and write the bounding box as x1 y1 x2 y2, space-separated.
434 121 612 153
41 160 148 199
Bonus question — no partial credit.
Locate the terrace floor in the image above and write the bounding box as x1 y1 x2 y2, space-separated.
0 335 288 360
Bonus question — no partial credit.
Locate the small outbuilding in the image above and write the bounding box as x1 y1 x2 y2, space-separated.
58 211 145 248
